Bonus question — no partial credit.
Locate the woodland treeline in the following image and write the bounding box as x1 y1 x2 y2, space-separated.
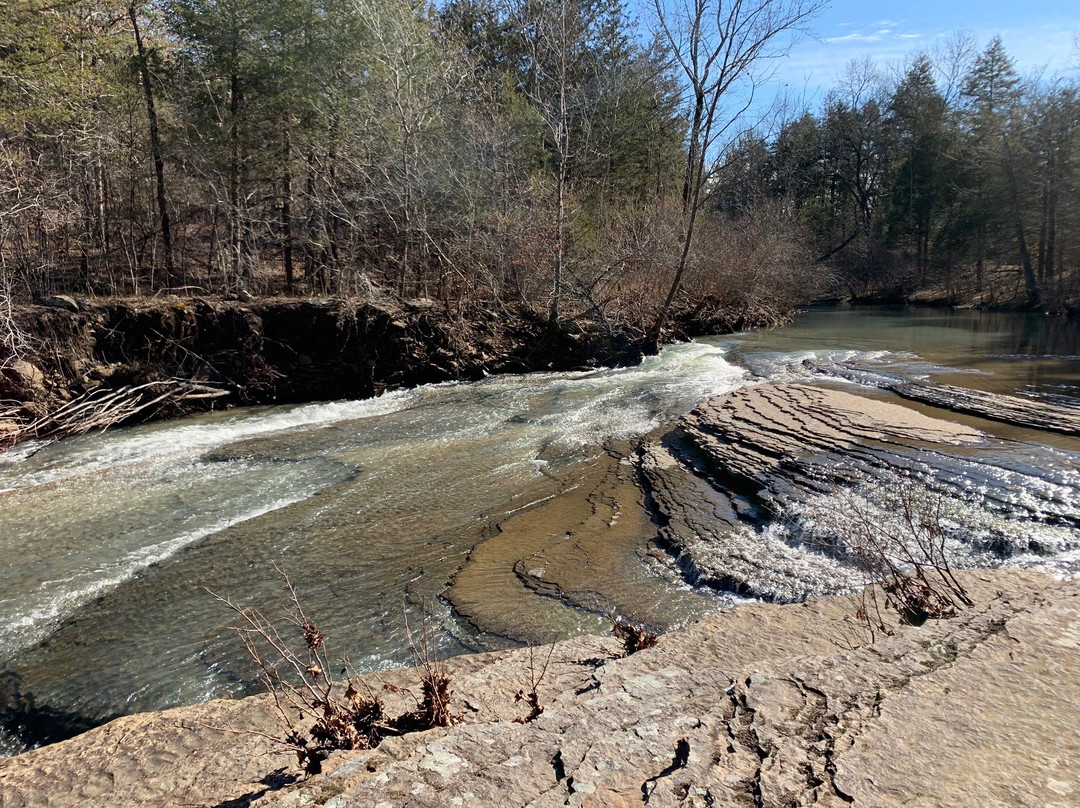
1 0 1077 358
0 0 830 354
718 36 1080 310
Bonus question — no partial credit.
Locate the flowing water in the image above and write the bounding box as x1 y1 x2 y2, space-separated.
1 303 1078 755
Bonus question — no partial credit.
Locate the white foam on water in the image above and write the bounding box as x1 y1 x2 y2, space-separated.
736 347 982 389
0 389 415 493
780 472 1080 576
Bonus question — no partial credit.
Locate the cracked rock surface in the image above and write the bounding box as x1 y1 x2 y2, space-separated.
2 570 1077 808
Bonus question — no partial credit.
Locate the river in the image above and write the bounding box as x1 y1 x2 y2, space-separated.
2 304 1078 755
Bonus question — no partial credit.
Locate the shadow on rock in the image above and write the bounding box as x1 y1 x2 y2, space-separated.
0 670 115 753
210 768 300 808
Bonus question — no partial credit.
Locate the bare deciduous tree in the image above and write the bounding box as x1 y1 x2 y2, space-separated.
511 0 599 328
646 0 824 349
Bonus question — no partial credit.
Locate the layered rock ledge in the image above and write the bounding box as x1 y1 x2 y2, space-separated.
637 383 1080 603
1 569 1077 808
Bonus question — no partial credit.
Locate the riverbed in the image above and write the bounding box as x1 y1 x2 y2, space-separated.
2 303 1078 755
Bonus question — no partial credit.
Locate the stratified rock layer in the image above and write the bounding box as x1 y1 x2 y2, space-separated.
2 570 1077 808
636 383 1080 601
892 380 1080 435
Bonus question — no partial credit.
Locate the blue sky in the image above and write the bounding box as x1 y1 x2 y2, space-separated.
773 0 1080 109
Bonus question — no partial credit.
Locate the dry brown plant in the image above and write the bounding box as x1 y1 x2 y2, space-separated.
210 576 462 775
612 618 659 656
389 605 461 733
0 271 30 373
513 642 557 724
209 568 387 774
836 476 974 628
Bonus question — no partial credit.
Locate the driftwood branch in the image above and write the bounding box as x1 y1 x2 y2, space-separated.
2 379 229 450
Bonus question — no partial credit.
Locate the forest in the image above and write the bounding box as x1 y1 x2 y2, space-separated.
719 35 1080 311
1 0 1078 364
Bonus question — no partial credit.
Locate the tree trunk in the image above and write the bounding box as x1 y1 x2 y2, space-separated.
229 72 243 285
549 147 565 329
1038 180 1049 283
282 125 294 294
648 86 707 350
1046 157 1058 283
1001 135 1039 306
130 2 176 287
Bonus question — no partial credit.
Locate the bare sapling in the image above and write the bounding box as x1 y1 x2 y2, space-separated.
0 270 29 373
837 475 974 628
212 575 475 776
513 642 557 724
389 604 461 733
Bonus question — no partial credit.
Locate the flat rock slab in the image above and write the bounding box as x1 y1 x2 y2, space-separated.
2 571 1077 808
893 380 1080 435
0 697 293 808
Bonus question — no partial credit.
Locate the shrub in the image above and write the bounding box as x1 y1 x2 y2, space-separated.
612 618 659 656
830 475 974 631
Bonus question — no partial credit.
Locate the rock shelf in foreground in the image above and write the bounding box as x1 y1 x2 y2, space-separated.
1 569 1078 808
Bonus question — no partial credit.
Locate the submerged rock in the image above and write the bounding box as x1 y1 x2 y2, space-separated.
1 570 1076 808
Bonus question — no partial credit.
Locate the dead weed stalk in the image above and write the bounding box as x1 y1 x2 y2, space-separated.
389 606 461 733
210 570 458 775
612 617 658 656
837 475 974 631
513 642 556 724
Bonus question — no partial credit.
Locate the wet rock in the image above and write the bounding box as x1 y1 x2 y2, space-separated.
893 380 1080 435
1 571 1076 808
445 447 710 642
637 426 856 602
635 384 986 601
803 356 1080 436
637 383 1080 598
673 383 980 489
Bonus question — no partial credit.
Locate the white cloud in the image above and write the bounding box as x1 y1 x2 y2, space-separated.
827 31 886 43
736 12 1080 126
782 15 1080 109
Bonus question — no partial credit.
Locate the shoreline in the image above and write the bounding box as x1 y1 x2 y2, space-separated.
1 568 1076 807
0 294 785 451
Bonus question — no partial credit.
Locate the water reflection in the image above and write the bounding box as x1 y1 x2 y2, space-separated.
723 303 1080 399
